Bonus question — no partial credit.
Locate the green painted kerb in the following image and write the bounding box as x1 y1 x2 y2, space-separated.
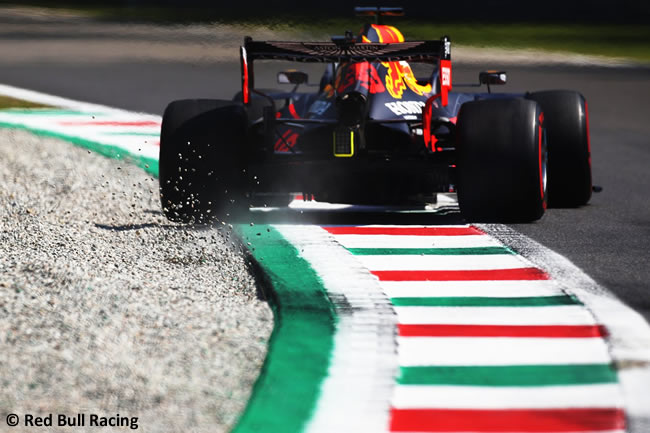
0 120 159 177
391 295 581 307
399 364 618 386
233 225 336 433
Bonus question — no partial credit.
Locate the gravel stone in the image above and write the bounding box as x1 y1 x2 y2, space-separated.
0 128 273 433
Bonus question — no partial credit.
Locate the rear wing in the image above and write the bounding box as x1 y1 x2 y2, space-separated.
240 36 452 106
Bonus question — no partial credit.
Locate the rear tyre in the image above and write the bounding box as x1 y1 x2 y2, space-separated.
456 98 546 222
527 90 591 207
159 99 248 223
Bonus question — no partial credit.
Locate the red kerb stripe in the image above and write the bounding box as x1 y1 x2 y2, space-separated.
390 408 625 432
373 268 549 281
323 226 484 236
59 121 160 127
398 324 607 338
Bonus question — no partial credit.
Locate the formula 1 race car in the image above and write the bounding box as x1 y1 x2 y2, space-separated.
159 7 592 223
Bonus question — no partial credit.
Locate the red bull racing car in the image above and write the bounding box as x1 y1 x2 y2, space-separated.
159 7 592 223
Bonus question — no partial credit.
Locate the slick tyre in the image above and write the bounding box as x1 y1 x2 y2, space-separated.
456 98 546 222
527 90 592 207
159 99 248 223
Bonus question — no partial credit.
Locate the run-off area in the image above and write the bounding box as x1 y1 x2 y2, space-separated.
0 127 273 433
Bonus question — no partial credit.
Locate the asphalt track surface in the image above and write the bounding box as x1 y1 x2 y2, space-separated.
1 14 649 324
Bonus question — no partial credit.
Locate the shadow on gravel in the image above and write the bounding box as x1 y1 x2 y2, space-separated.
245 258 275 303
94 222 182 231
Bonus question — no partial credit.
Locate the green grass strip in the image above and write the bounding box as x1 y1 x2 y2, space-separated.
399 364 618 386
233 224 336 433
0 96 52 109
348 247 514 255
391 295 581 307
0 120 159 177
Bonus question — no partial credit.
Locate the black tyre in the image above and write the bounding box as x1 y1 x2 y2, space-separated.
527 90 591 207
456 98 546 222
159 99 248 223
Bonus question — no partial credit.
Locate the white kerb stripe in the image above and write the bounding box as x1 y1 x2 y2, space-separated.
380 280 565 298
392 384 623 409
395 305 597 325
276 225 397 433
398 337 612 366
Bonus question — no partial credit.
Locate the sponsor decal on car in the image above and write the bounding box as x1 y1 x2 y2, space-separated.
275 130 299 152
385 100 425 117
441 66 451 87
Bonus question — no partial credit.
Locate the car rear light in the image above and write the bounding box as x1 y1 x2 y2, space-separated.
333 127 356 157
